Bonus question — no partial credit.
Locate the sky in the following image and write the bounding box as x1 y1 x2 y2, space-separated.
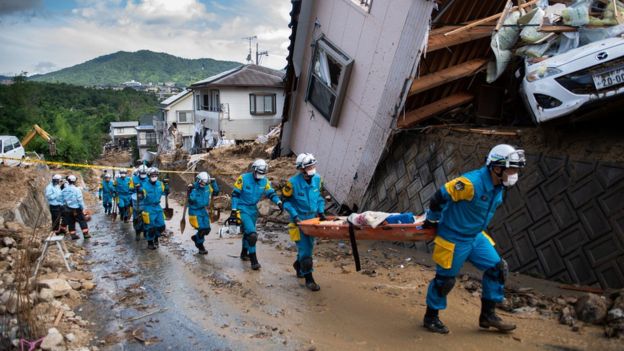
0 0 292 76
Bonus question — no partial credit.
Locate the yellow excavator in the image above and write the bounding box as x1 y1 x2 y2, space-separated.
21 124 56 156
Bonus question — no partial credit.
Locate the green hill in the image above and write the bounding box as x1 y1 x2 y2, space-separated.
30 50 241 86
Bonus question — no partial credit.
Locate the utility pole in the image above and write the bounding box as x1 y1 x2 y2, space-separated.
256 41 268 66
242 36 257 64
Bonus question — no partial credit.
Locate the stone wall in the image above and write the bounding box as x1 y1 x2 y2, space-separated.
362 129 624 289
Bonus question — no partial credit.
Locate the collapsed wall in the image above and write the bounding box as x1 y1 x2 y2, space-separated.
0 165 51 229
363 125 624 289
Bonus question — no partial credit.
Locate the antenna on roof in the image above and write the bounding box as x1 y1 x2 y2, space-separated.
242 36 257 64
256 40 268 66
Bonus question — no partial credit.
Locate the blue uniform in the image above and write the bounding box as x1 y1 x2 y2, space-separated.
62 184 85 210
45 182 64 232
98 180 114 214
62 184 89 236
114 176 133 220
188 180 220 244
141 180 168 241
132 175 149 234
282 173 325 275
425 166 505 310
232 172 281 254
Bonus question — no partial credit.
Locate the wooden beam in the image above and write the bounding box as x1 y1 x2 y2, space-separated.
427 26 493 52
409 58 487 96
539 25 577 33
398 92 474 128
443 0 538 37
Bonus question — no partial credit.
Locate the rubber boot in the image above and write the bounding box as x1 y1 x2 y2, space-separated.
197 243 208 255
479 299 516 332
135 231 141 241
304 273 320 291
240 247 250 261
293 260 304 278
154 236 159 248
147 240 156 250
83 232 91 239
249 253 261 270
191 234 198 247
70 233 79 240
423 307 449 334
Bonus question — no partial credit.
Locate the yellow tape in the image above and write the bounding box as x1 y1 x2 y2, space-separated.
0 156 210 175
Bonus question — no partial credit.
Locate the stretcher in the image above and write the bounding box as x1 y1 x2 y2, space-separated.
297 216 435 272
297 217 435 241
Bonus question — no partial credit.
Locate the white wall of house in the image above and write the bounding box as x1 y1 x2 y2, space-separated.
193 87 283 140
283 0 434 206
163 92 195 137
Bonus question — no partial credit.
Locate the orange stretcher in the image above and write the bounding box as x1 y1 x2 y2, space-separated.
297 217 435 241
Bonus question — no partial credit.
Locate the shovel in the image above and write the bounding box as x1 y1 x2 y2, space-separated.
180 195 188 234
111 196 118 222
163 193 173 221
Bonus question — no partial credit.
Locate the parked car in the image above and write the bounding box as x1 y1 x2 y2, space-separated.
521 37 624 123
0 135 26 166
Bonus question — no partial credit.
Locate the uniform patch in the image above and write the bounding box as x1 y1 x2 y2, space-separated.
454 181 465 191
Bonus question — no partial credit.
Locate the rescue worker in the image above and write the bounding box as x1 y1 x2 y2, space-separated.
282 153 325 291
140 167 169 250
114 169 133 223
45 174 64 233
132 165 149 240
422 144 526 334
98 173 114 215
62 174 90 240
187 172 220 255
228 159 283 270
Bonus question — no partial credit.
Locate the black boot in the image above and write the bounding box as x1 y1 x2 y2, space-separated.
147 240 156 250
479 299 516 332
249 253 261 270
197 243 208 255
293 260 304 278
154 236 159 247
304 273 320 291
191 234 199 247
423 307 449 334
135 231 141 241
240 247 250 261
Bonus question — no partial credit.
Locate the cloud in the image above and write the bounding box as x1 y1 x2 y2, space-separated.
32 61 57 74
0 0 292 75
0 0 42 16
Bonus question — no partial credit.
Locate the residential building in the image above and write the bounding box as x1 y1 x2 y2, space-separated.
158 89 195 151
135 114 158 161
109 121 139 148
190 64 284 143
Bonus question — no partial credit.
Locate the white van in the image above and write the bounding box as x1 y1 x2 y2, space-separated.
0 135 26 166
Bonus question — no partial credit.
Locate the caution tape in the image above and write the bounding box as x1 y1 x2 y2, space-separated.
0 155 204 175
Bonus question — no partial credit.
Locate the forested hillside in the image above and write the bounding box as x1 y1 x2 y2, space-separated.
0 76 158 162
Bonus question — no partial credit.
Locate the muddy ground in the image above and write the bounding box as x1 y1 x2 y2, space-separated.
78 192 621 351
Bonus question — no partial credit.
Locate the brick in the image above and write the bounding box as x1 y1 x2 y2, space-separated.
395 159 407 179
540 171 570 200
404 142 419 163
540 155 567 176
525 189 550 222
387 186 398 202
406 160 419 181
406 178 423 200
398 191 410 212
555 224 587 256
443 152 459 176
596 163 624 188
529 217 559 246
578 201 611 239
383 166 398 190
433 166 447 190
549 195 577 230
565 250 597 285
395 175 408 193
595 261 624 289
458 142 476 158
503 252 520 271
413 150 430 168
504 186 524 214
519 168 545 193
568 160 595 181
376 182 387 203
537 241 566 276
490 225 512 253
514 231 537 264
568 177 603 208
418 164 432 185
585 236 622 267
505 209 532 236
519 260 545 279
419 182 437 208
598 184 624 216
612 212 624 247
409 196 423 215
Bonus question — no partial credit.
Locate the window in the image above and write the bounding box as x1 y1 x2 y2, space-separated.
201 89 221 111
195 94 201 111
177 110 194 124
349 0 373 12
305 36 354 126
139 131 157 146
249 94 276 115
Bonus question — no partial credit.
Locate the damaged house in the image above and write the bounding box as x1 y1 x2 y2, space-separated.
280 0 624 289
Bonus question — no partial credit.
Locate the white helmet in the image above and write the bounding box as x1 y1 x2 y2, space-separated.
295 153 306 169
486 144 526 169
300 153 317 169
147 167 159 176
137 165 148 174
67 175 77 183
197 171 210 184
119 169 127 175
252 159 268 174
52 174 62 181
104 173 111 179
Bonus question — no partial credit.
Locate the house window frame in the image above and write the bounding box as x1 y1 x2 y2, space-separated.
305 35 354 127
347 0 373 13
249 93 277 116
176 110 194 124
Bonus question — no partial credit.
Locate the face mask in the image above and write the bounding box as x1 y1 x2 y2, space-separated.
150 176 158 183
306 169 316 176
140 174 147 179
255 173 265 180
121 174 126 178
503 173 518 187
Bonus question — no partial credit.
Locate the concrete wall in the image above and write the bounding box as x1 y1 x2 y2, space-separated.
284 0 434 205
362 130 624 289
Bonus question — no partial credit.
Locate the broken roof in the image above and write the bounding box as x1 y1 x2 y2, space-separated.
190 64 284 89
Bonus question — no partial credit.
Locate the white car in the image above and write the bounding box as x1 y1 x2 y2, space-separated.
521 37 624 123
0 135 26 166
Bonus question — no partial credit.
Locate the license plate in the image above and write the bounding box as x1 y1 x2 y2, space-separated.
593 68 624 90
